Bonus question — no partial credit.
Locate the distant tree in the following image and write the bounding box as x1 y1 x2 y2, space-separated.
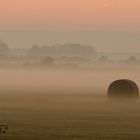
98 56 108 63
57 43 96 57
31 44 40 50
28 43 96 57
0 40 9 53
41 56 55 66
126 56 138 64
29 44 40 55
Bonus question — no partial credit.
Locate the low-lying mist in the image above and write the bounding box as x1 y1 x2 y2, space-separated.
0 67 140 140
0 67 139 95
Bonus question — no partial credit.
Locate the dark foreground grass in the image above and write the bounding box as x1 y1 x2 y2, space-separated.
0 91 140 140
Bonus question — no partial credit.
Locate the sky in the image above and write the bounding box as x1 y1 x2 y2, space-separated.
0 0 140 52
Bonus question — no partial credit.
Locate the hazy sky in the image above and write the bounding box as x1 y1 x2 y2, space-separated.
0 0 140 30
0 0 140 52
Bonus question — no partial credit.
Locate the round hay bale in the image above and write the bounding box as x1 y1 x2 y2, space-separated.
107 79 139 99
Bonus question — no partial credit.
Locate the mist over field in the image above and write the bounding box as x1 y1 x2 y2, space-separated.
0 68 139 93
0 65 139 140
0 37 140 139
0 0 140 139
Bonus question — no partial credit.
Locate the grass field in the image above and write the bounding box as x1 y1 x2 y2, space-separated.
0 69 140 140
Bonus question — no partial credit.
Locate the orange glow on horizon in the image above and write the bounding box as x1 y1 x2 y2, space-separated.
0 0 140 30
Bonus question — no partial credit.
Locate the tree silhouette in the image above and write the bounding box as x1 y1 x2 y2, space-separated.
0 40 9 53
126 56 137 64
41 56 55 66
